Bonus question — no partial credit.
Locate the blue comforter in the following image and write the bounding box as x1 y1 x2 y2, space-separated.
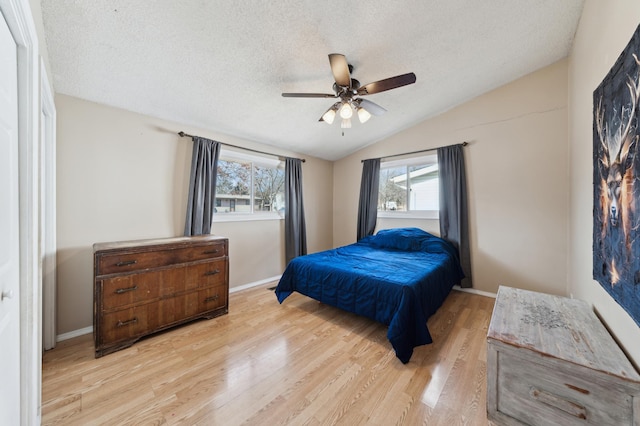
275 228 464 363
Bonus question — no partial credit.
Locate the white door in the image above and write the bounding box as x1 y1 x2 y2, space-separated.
0 11 21 425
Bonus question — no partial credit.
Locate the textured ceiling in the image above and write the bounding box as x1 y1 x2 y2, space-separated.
40 0 585 161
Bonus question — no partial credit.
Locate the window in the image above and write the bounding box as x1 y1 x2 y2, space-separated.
378 154 439 218
214 149 285 219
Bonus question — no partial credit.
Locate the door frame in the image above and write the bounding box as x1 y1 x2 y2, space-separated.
1 0 42 423
41 59 56 352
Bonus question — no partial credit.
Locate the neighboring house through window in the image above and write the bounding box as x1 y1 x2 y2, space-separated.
214 149 285 219
378 154 439 219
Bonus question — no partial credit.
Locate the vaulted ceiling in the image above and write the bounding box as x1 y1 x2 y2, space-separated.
40 1 585 160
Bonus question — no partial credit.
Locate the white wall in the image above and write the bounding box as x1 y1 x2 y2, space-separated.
28 0 53 87
334 60 569 296
56 95 333 335
568 0 640 366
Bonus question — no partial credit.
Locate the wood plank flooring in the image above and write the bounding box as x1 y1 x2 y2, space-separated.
42 284 495 425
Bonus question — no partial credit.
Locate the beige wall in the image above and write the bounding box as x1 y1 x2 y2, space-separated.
334 60 569 296
56 95 333 334
568 0 640 365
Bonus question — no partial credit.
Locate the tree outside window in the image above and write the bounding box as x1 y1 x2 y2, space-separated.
379 166 407 211
215 150 284 214
254 165 285 212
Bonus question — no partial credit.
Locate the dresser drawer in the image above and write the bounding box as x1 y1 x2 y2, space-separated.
101 268 180 310
96 241 227 276
496 349 634 425
99 299 197 346
186 259 227 289
99 304 155 345
198 285 228 312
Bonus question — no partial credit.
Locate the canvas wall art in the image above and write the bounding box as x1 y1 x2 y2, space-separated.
593 24 640 326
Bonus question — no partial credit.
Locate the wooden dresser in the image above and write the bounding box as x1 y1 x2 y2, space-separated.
487 286 640 425
93 235 228 357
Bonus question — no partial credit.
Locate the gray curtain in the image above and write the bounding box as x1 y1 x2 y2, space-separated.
285 158 307 263
184 136 221 236
357 158 380 241
438 144 472 287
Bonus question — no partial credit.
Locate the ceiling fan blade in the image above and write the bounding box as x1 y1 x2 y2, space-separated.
357 99 387 116
282 92 337 98
328 53 351 88
357 72 416 95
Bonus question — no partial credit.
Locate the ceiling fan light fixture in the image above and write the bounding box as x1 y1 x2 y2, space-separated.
341 118 352 129
322 108 336 125
357 107 372 123
339 102 353 119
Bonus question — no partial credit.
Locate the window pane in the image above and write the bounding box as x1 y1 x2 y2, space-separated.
378 166 408 211
214 149 286 217
216 159 251 213
378 160 439 212
408 164 439 210
254 165 285 212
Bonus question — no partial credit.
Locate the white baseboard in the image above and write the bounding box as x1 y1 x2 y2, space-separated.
57 326 93 342
453 285 497 298
229 275 282 293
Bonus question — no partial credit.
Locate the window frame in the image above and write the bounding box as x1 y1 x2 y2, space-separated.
377 153 440 220
212 148 285 222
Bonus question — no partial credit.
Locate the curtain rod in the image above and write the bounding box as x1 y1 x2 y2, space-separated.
361 141 468 163
178 131 306 163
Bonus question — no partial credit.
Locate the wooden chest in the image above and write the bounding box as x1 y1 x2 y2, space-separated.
487 286 640 425
93 235 229 357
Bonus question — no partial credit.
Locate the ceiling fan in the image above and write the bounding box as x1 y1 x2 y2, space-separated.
282 53 416 129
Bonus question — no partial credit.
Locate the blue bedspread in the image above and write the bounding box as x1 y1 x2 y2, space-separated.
275 228 464 363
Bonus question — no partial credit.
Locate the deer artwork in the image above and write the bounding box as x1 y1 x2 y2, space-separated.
595 53 640 285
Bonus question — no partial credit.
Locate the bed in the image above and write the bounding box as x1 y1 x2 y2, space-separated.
275 227 464 363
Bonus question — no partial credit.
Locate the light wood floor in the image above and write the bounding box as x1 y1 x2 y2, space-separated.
42 284 495 425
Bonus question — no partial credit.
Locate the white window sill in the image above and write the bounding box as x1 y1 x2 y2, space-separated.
377 210 439 220
213 213 284 223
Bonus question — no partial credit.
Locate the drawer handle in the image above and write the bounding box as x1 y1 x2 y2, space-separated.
116 317 138 327
205 269 220 276
115 260 137 267
203 249 220 255
530 388 587 420
204 295 219 303
115 285 138 294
